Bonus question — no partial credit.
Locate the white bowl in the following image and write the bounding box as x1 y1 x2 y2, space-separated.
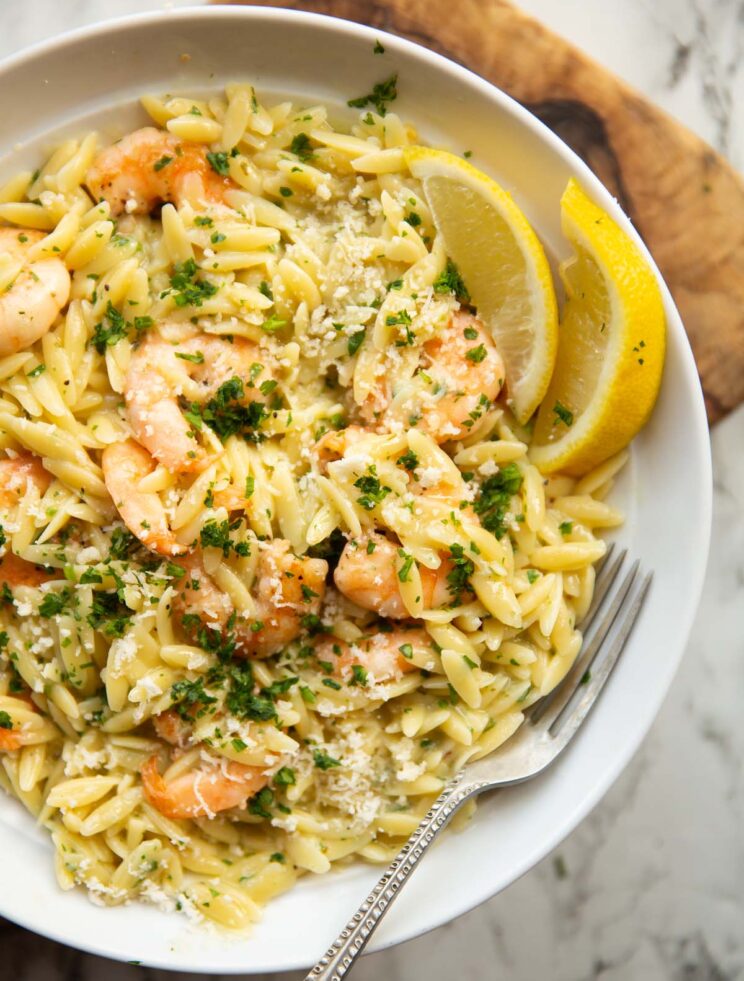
0 7 711 973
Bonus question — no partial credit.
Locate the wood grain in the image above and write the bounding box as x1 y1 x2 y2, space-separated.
217 0 744 423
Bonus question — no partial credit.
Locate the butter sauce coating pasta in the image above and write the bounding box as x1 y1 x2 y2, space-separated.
0 84 623 930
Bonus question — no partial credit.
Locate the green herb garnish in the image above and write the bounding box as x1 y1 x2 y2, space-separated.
348 74 398 116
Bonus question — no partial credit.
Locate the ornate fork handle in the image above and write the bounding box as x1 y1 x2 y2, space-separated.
304 774 487 981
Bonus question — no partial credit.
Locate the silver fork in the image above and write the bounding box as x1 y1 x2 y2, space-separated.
305 548 651 981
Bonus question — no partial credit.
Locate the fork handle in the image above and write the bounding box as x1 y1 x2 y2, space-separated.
304 775 485 981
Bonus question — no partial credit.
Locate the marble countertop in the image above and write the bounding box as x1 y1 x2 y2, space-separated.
1 1 742 979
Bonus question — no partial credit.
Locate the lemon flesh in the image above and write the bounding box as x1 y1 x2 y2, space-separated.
531 179 666 475
405 147 558 423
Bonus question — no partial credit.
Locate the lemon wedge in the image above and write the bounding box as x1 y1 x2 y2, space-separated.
531 179 666 475
404 146 558 423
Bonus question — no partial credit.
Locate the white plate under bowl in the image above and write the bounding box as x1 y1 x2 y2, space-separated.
0 7 711 973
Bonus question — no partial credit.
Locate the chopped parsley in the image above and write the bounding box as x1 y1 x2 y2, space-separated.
0 711 12 730
197 517 230 555
170 678 217 721
260 314 287 333
248 787 274 819
385 310 412 327
397 551 414 582
289 132 314 161
473 462 523 539
223 660 278 722
301 613 323 636
165 258 218 308
373 39 385 54
206 151 230 176
175 350 205 364
262 676 299 699
347 73 398 116
313 748 342 770
353 466 391 511
153 155 173 172
559 520 573 536
347 328 366 356
553 401 574 427
349 664 368 687
38 589 72 618
465 344 487 363
87 591 132 638
396 449 419 470
91 302 132 354
446 543 474 604
185 376 267 443
109 526 138 561
199 518 246 557
273 766 296 787
433 259 470 303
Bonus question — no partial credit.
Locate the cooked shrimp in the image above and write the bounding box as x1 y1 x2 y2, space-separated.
125 331 272 474
0 454 54 587
0 698 40 752
419 311 505 441
313 425 370 468
334 533 458 618
141 754 267 820
362 311 504 443
102 439 186 556
175 540 328 658
317 627 432 684
0 453 51 507
86 127 235 216
0 551 52 589
153 709 191 748
0 228 70 358
174 552 233 631
0 728 24 751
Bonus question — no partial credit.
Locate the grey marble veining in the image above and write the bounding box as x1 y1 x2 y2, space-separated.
519 0 744 169
0 2 742 979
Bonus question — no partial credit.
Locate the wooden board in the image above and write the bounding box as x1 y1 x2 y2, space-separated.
217 0 744 423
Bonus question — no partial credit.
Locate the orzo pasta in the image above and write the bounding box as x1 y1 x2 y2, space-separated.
0 83 624 930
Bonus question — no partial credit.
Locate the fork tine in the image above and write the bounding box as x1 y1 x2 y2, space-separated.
549 571 653 739
592 541 615 578
530 557 639 727
579 546 627 630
